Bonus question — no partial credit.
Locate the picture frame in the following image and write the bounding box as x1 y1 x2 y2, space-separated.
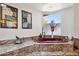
0 3 18 29
22 10 32 29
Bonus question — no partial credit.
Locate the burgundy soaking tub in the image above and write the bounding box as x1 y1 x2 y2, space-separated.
36 37 68 43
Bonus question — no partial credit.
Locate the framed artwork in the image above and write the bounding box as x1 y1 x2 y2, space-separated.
22 10 32 29
0 3 18 29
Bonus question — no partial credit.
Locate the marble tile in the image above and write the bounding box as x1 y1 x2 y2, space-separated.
28 51 64 56
0 38 78 56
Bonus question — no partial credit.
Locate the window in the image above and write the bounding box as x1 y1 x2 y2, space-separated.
43 12 61 24
42 12 61 35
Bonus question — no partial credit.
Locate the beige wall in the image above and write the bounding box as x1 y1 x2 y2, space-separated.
61 4 79 38
1 3 79 40
74 3 79 38
61 7 74 38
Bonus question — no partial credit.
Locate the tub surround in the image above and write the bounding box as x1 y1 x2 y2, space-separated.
34 43 74 52
35 41 73 44
0 45 34 56
0 37 74 56
0 38 34 55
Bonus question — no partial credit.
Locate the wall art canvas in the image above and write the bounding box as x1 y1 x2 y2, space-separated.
0 3 18 29
22 10 32 29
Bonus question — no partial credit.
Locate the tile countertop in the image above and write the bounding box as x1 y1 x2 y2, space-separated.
0 39 73 54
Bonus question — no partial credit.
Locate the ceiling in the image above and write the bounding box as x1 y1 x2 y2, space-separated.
7 3 74 15
27 3 74 13
43 3 73 11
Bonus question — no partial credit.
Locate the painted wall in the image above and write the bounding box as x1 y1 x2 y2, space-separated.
61 5 79 38
0 3 42 40
61 7 74 38
1 3 79 40
74 4 79 38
